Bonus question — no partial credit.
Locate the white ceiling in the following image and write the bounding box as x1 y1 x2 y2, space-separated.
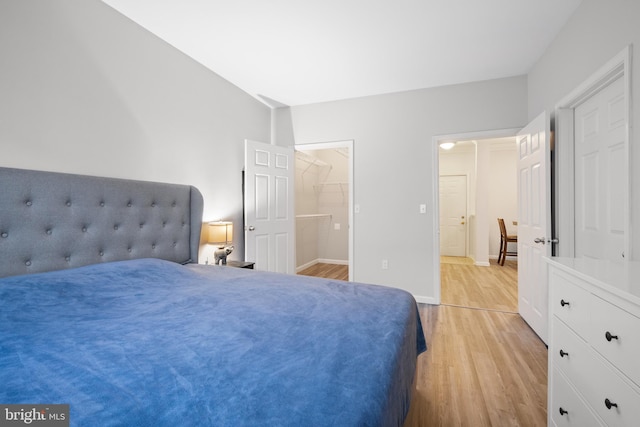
101 0 582 107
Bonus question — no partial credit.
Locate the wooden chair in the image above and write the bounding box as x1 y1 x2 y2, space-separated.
497 218 517 266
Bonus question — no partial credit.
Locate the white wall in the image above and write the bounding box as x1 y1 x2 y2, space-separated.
0 0 271 262
488 146 518 258
528 0 640 259
276 76 527 300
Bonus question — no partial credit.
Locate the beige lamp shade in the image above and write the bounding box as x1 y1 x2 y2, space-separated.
208 221 233 245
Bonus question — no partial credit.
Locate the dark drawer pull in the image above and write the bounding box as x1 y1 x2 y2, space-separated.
605 398 618 410
605 331 619 342
560 299 570 307
559 407 568 416
559 349 569 358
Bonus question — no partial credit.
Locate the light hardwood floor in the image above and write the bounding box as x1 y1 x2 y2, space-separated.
299 261 547 426
441 258 518 312
405 303 548 427
298 263 348 281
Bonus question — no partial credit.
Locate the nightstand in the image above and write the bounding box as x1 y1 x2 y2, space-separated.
225 260 255 269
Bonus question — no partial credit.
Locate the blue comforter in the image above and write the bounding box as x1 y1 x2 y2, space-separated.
0 259 426 426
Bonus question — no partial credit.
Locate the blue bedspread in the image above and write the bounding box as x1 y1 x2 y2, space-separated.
0 259 426 426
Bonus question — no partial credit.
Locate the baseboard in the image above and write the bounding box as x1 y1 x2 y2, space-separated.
475 261 491 267
296 260 318 272
296 258 348 273
317 258 349 265
414 295 438 305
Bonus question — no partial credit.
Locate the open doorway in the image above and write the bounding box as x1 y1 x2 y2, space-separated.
294 141 354 281
434 131 519 312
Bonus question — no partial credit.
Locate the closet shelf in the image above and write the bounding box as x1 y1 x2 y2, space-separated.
313 182 349 188
296 151 331 175
296 214 332 219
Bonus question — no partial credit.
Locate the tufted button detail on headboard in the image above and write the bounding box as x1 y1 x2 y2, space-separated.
0 167 203 277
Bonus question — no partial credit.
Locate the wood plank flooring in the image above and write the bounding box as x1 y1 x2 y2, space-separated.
298 263 348 281
405 304 548 427
441 258 518 312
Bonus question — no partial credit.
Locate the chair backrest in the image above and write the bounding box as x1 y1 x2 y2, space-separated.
497 218 508 238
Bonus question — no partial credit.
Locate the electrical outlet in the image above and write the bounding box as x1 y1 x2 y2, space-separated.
354 204 360 214
334 223 341 230
420 204 427 214
382 259 388 269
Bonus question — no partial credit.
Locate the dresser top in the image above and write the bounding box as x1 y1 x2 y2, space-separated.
546 257 640 306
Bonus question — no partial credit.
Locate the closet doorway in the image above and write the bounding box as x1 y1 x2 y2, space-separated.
294 141 354 281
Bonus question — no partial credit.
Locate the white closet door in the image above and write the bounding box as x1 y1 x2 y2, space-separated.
574 76 626 261
244 140 295 274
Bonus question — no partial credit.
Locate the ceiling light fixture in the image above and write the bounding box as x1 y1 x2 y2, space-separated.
439 142 455 150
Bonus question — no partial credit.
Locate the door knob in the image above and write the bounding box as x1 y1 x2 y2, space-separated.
461 221 465 225
534 237 559 244
247 226 255 231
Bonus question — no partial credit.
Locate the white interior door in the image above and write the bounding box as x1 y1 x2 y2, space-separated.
574 75 627 261
439 175 467 257
517 112 551 344
244 140 295 274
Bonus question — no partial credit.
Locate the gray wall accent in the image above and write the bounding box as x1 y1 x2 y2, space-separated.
0 167 203 278
276 76 528 299
528 0 640 259
0 0 271 262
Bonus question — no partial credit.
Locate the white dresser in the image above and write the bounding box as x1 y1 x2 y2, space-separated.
547 257 640 427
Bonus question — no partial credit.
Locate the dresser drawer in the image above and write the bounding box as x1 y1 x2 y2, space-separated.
552 318 592 393
588 295 640 387
581 352 640 426
551 270 592 338
551 368 602 427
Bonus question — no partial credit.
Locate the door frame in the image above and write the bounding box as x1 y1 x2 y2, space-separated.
294 140 354 281
554 45 632 259
431 128 521 305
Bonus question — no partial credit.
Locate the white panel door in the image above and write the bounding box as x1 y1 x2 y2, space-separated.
517 112 551 344
244 140 295 274
574 76 626 261
439 175 467 257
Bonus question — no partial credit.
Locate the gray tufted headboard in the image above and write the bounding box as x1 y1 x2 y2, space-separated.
0 167 204 278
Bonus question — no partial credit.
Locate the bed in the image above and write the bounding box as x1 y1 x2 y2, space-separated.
0 167 426 426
